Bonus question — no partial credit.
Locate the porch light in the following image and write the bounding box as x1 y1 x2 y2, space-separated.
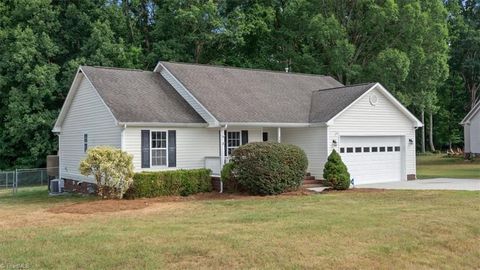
409 139 414 144
332 140 337 147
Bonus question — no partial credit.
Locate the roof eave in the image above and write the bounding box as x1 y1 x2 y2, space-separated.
219 122 314 128
157 62 220 127
460 101 480 125
118 122 208 127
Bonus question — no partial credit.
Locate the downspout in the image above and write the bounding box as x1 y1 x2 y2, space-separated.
219 124 227 193
120 124 127 151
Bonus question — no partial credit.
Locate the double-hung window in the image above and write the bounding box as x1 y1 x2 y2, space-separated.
151 131 167 166
227 131 241 155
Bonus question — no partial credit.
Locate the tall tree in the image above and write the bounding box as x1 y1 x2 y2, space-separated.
0 0 61 169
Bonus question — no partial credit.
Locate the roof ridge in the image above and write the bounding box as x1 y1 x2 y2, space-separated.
82 65 148 72
314 82 376 92
160 61 336 79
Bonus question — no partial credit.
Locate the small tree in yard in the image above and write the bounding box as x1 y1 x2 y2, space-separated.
80 146 134 199
323 149 350 190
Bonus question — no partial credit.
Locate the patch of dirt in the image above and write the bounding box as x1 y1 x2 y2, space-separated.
47 193 249 214
48 191 316 215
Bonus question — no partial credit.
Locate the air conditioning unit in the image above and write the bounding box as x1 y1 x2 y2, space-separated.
49 179 64 194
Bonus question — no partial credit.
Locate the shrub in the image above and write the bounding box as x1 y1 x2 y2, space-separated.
125 169 212 198
220 161 240 192
231 142 308 195
79 146 134 199
220 161 234 182
323 149 350 190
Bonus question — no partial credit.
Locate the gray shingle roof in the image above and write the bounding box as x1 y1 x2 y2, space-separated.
80 64 376 125
309 83 376 123
81 66 205 123
161 62 344 123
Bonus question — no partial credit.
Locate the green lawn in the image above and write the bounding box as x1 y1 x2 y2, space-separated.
417 154 480 179
0 187 479 269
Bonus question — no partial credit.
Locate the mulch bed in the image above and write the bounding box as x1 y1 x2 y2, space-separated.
47 188 383 215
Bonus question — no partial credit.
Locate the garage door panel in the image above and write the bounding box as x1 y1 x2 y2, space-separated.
339 136 403 184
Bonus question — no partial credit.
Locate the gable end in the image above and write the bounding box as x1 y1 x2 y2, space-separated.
53 68 119 132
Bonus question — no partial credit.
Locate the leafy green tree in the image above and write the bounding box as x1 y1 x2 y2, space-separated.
0 0 61 169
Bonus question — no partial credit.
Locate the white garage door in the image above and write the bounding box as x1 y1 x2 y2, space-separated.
339 136 403 185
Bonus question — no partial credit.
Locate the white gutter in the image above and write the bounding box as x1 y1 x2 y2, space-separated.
218 122 312 128
117 122 208 127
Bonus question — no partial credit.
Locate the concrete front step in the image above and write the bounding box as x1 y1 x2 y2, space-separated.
306 186 330 193
302 184 325 188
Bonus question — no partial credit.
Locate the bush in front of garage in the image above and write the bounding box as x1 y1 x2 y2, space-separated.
231 142 308 195
124 169 212 198
323 149 351 190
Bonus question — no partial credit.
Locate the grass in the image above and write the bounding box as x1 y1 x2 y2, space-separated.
417 154 480 179
1 187 479 269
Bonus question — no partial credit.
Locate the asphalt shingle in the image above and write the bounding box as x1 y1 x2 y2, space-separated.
160 62 344 123
81 66 205 123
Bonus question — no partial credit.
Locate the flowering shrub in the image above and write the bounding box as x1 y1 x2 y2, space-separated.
79 146 134 199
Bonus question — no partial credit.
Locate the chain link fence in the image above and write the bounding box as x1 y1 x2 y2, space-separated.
0 167 58 195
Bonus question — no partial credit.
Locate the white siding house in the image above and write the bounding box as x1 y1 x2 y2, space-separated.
327 87 417 182
461 102 480 157
56 73 121 181
53 62 422 186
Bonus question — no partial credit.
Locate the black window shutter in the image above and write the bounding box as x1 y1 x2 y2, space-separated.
168 130 176 167
241 130 248 145
141 130 150 168
224 130 228 156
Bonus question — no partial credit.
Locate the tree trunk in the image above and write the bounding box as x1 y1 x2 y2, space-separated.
421 110 425 153
429 112 436 152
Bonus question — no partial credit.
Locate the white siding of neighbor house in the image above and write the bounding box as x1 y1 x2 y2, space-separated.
59 74 121 182
282 127 329 178
327 87 417 178
124 127 264 172
464 125 471 153
466 111 480 153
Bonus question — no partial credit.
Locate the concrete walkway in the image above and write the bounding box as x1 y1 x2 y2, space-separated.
355 178 480 191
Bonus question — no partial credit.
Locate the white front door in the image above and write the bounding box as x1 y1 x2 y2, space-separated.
339 136 404 184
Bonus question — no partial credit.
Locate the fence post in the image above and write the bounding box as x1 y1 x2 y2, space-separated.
41 170 44 186
14 169 17 194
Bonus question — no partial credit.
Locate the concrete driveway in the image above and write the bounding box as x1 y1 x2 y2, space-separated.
355 178 480 191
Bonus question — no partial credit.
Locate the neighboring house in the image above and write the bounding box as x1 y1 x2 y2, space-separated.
461 101 480 157
53 62 423 185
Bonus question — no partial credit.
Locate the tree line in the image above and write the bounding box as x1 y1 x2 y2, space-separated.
0 0 478 169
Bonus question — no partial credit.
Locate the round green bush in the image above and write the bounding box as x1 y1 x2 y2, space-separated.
323 149 351 190
231 142 308 195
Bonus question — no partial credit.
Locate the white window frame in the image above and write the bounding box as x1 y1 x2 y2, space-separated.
83 133 88 153
151 130 168 167
227 131 242 156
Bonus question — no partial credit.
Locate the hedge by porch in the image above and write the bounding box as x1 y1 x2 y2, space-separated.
125 169 212 198
232 142 308 195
